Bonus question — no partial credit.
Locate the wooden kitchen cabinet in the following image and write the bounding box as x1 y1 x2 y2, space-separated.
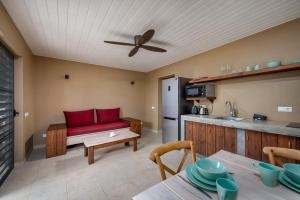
185 121 237 156
193 122 206 156
224 127 237 153
246 130 262 160
215 126 225 152
185 120 300 164
277 135 297 163
185 121 206 156
261 133 278 162
185 121 194 141
206 125 216 156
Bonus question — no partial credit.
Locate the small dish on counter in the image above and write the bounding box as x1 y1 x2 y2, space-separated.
290 59 300 64
267 60 281 67
244 66 254 71
254 64 262 70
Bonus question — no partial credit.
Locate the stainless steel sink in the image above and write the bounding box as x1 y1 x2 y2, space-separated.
213 116 243 121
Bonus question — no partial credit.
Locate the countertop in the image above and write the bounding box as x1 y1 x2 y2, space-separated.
181 114 300 137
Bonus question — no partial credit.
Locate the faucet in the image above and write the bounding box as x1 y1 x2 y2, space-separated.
225 101 236 117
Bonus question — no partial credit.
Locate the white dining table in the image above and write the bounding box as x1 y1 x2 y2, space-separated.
133 150 299 200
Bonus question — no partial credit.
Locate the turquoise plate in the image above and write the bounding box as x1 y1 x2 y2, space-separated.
279 172 300 193
191 165 234 186
281 172 300 189
283 163 300 184
186 165 217 191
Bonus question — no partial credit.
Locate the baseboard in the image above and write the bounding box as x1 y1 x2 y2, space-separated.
142 127 162 134
14 160 25 168
34 144 45 149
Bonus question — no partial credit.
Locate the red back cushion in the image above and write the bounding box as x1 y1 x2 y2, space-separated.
63 109 95 128
96 108 120 124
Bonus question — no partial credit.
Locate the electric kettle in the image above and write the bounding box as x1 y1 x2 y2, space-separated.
191 106 199 115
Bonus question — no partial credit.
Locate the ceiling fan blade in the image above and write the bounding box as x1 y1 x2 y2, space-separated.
128 46 139 57
141 45 167 52
104 41 135 46
139 29 155 44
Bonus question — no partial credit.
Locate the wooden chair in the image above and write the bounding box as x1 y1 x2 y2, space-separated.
263 147 300 167
149 140 196 180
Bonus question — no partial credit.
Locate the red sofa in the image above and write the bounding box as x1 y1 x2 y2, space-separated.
63 108 130 137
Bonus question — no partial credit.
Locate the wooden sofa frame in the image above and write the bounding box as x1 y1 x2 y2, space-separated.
46 117 141 158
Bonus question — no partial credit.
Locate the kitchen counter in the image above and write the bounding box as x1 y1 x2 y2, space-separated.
181 114 300 137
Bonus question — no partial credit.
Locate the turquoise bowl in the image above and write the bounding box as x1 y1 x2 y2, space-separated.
283 163 300 184
290 59 300 64
267 60 281 67
196 159 227 180
244 66 254 71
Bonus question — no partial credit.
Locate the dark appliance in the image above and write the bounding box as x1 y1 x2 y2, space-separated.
185 83 215 98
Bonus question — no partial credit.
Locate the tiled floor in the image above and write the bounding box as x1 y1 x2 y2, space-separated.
0 130 195 200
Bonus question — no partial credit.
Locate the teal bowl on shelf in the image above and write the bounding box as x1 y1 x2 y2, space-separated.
267 60 281 67
283 163 300 184
195 159 227 180
244 66 254 71
290 59 300 64
254 64 262 70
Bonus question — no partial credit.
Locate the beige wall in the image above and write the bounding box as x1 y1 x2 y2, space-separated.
1 0 300 154
145 18 300 130
34 56 146 145
0 3 35 162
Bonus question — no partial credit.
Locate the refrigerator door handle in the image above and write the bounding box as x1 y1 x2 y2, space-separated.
163 117 177 120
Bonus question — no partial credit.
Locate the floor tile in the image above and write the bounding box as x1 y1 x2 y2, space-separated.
0 130 192 200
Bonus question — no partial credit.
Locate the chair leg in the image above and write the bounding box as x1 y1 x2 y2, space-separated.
155 153 166 181
177 150 188 173
190 141 196 163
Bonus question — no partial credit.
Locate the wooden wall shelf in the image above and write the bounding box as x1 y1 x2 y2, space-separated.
186 97 216 103
189 64 300 84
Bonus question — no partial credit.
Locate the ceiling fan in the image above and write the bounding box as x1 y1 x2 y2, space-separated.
104 29 167 57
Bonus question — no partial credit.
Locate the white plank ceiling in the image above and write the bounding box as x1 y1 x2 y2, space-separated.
2 0 300 72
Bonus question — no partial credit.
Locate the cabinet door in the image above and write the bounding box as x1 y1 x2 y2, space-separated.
246 130 262 160
185 121 193 141
224 127 236 153
193 122 206 156
297 138 300 164
206 125 216 156
278 135 297 163
261 133 278 163
215 126 225 152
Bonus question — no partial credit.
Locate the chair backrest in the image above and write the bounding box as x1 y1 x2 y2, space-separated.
149 140 196 180
263 147 300 166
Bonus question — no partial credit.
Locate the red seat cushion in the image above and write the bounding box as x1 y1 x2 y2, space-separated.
67 121 130 137
96 108 120 124
63 109 95 128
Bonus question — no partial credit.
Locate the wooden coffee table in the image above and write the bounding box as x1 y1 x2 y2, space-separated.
83 128 139 164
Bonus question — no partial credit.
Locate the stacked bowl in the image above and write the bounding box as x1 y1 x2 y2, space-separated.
278 163 300 193
185 158 234 191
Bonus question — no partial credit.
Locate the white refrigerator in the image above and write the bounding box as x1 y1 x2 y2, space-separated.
162 77 192 143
